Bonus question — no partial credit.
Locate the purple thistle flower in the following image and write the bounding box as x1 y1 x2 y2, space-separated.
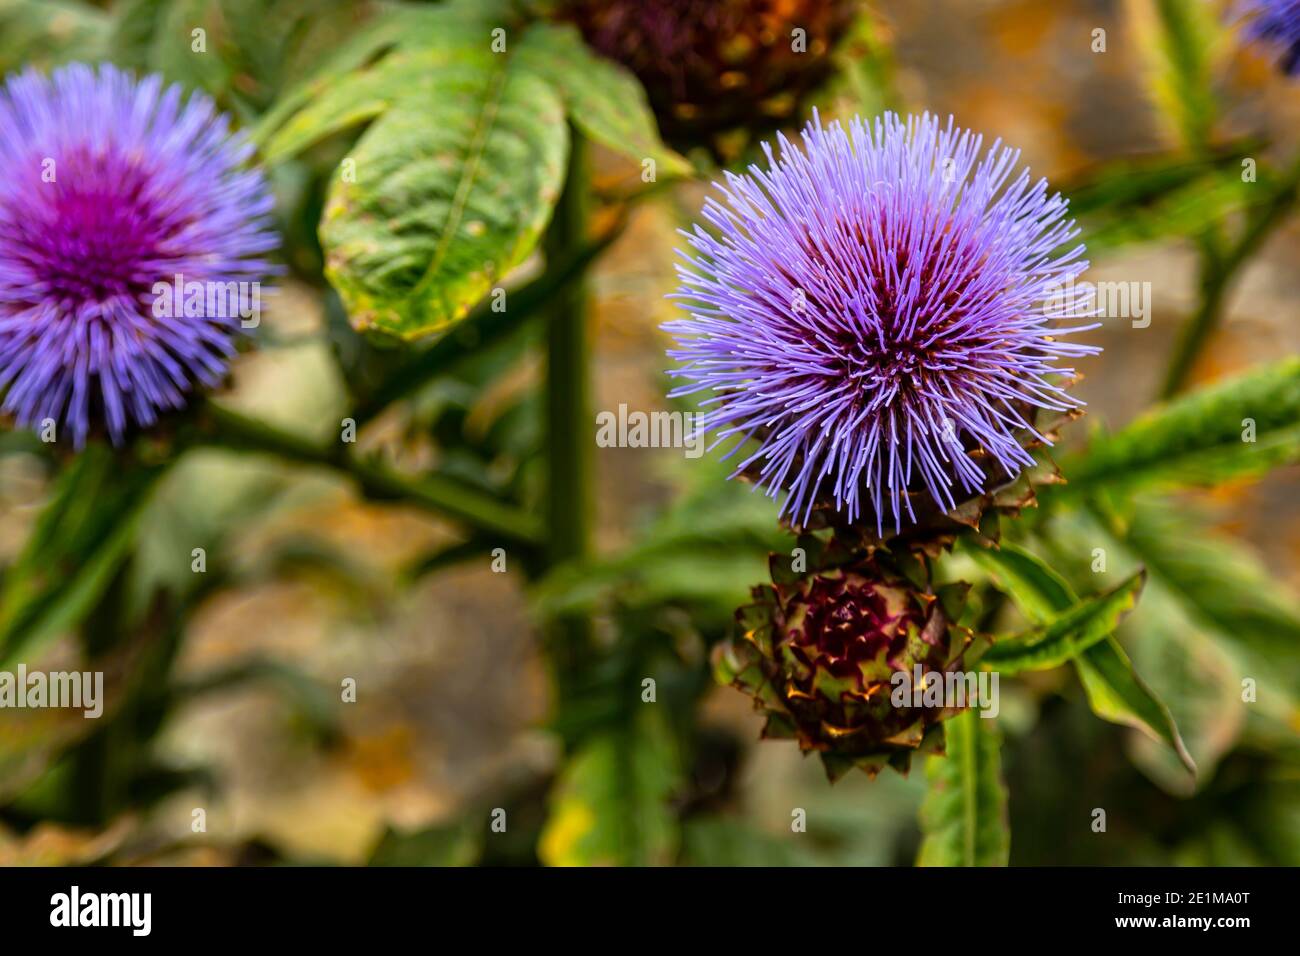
1237 0 1300 74
0 63 277 447
665 112 1099 536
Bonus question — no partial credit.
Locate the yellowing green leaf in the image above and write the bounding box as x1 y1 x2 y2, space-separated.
539 709 679 867
320 61 567 339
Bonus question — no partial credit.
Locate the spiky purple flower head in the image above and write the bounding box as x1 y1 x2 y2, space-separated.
0 63 277 447
1237 0 1300 74
665 112 1099 536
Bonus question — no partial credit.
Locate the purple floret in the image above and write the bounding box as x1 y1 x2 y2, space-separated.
0 63 278 447
1238 0 1300 73
665 112 1099 535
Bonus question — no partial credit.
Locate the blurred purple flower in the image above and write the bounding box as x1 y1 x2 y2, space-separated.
1239 0 1300 73
0 63 277 447
665 112 1098 536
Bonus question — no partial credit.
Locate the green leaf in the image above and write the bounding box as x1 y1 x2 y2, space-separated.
917 709 1009 867
0 450 167 665
538 707 679 867
150 0 231 95
964 540 1074 625
251 4 435 146
1057 358 1300 497
1123 591 1244 795
1075 638 1195 775
1117 499 1300 724
1059 141 1270 256
1043 508 1246 792
107 0 168 70
320 61 567 340
255 4 560 341
965 540 1192 772
981 570 1145 674
110 0 386 111
255 5 686 340
258 41 472 166
514 23 691 178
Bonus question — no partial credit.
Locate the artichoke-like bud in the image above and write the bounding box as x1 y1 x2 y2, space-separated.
715 536 983 780
561 0 856 153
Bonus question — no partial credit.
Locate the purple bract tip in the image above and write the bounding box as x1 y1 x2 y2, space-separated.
1238 0 1300 74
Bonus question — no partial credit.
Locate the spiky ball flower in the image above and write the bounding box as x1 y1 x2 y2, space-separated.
666 112 1098 539
0 63 277 447
715 535 981 779
562 0 856 151
1237 0 1300 73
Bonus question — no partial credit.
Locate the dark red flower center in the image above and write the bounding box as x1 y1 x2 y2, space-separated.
793 576 913 671
792 209 994 417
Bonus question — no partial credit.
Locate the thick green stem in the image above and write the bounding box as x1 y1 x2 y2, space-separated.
199 402 542 545
1159 247 1230 401
543 132 596 690
1161 152 1300 399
